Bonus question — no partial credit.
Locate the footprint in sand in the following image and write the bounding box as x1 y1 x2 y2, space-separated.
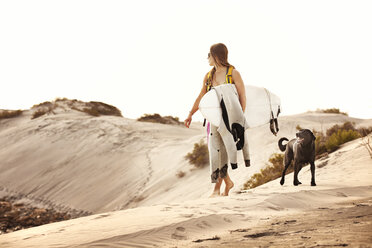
196 221 211 229
284 220 297 224
94 214 110 219
336 192 348 197
223 217 232 223
22 234 45 240
202 221 211 227
230 228 251 233
171 227 187 240
235 198 249 201
244 231 280 238
180 213 194 218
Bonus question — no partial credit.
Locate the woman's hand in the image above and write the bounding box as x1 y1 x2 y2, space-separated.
184 114 192 128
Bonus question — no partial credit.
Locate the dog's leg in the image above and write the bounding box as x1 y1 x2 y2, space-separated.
310 161 316 186
280 155 292 185
297 164 302 185
293 161 301 186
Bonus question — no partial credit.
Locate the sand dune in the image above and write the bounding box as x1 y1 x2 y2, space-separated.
0 137 371 247
0 103 372 247
0 106 204 214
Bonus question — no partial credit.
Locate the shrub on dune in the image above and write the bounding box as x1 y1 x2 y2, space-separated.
0 110 23 119
325 129 361 152
318 122 370 154
176 170 186 178
31 101 56 119
137 113 181 125
86 101 122 117
316 108 348 116
243 153 286 190
313 130 327 158
72 101 122 117
185 140 209 168
30 99 122 118
32 109 49 119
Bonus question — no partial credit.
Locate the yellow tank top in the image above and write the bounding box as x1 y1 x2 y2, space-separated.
206 66 234 92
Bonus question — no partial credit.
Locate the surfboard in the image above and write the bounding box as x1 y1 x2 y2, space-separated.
199 84 281 128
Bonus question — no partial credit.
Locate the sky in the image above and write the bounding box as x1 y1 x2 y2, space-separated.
1 0 371 122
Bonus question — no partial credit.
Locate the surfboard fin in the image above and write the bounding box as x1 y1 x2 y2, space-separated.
231 163 238 170
245 160 251 167
269 110 280 136
231 123 245 150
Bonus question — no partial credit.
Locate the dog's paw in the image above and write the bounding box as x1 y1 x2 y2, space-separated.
293 181 299 186
311 182 317 186
280 179 285 185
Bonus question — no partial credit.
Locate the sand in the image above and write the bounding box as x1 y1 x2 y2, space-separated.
186 197 372 247
0 104 371 247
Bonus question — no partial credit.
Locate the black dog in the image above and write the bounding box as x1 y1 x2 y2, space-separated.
278 129 316 186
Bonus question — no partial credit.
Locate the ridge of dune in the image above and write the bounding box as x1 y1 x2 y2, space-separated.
0 134 371 247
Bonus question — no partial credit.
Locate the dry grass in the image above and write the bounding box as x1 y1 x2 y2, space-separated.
69 100 122 117
32 109 49 119
315 122 371 155
243 153 287 190
31 101 54 109
85 101 122 117
316 108 348 116
0 110 23 120
31 101 56 119
82 108 100 117
30 98 122 119
185 139 209 168
361 134 372 159
176 170 186 178
137 113 181 125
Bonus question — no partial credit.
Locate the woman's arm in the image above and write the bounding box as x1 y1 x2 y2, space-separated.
184 74 208 128
232 69 246 112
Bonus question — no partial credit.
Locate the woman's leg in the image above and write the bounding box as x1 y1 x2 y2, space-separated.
217 136 233 196
210 177 223 197
208 124 223 197
221 173 234 196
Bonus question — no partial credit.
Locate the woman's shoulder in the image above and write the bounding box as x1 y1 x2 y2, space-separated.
203 71 209 82
231 68 244 84
231 68 241 77
231 66 238 73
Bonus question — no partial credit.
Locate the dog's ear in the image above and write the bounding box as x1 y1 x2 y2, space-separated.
305 129 316 140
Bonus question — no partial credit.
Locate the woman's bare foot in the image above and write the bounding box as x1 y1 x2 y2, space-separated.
209 190 221 198
221 180 234 196
209 178 222 197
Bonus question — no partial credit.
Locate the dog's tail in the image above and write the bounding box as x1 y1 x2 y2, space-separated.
278 137 289 152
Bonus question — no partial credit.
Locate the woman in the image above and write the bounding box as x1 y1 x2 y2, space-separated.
184 43 247 197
